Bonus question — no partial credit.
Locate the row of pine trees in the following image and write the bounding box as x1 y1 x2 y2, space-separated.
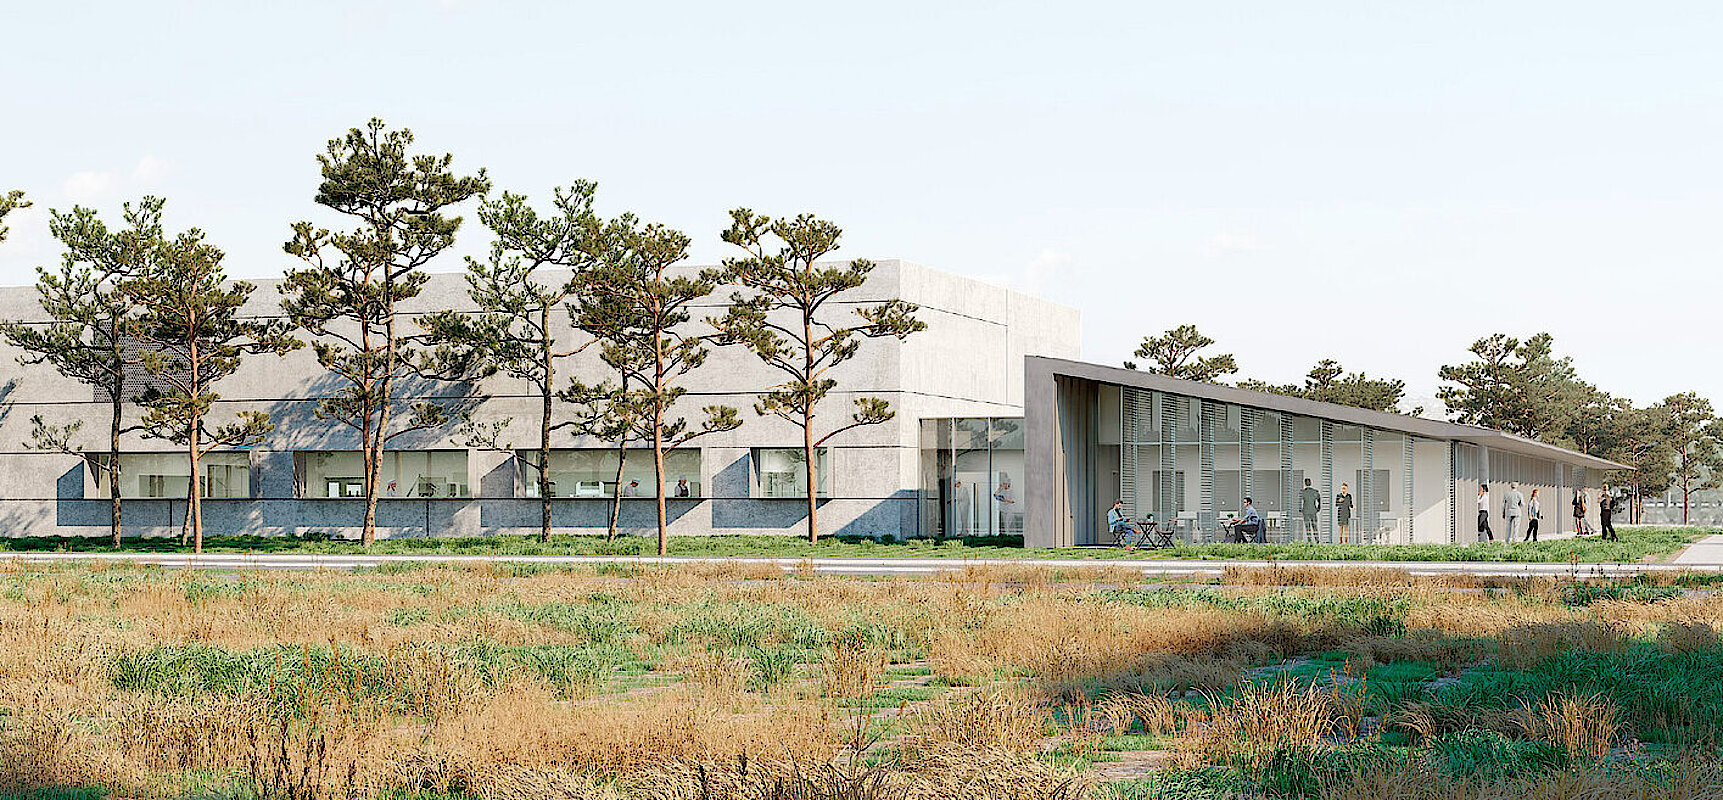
0 119 926 554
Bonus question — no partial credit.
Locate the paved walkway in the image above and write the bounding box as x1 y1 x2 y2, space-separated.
1674 534 1723 565
3 551 1719 577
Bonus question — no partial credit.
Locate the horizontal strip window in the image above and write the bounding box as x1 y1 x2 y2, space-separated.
294 451 470 499
519 449 701 499
87 452 253 499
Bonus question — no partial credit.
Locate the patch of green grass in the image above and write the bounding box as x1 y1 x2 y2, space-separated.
1431 642 1723 739
1103 733 1168 751
0 790 111 800
1428 730 1566 779
1103 586 1411 627
1098 768 1255 800
1561 582 1684 606
1 527 1707 563
109 640 638 708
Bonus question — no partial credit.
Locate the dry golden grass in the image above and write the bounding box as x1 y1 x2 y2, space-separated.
1512 690 1625 762
1176 681 1348 770
0 561 1716 798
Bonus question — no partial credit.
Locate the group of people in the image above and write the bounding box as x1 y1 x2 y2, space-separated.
1107 477 1360 545
1476 482 1617 543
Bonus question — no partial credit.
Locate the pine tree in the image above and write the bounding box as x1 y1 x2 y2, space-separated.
712 211 924 543
0 198 158 547
420 185 600 543
571 215 741 555
120 216 298 552
0 190 28 243
1127 325 1238 382
282 119 490 546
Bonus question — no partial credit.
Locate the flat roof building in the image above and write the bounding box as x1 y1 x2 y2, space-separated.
1023 357 1627 547
0 261 1078 540
0 262 1629 544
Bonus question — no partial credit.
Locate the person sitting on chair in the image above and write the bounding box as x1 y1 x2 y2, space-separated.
1234 498 1264 543
1108 500 1131 540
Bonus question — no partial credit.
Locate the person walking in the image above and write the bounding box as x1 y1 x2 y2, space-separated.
1299 478 1322 542
1599 484 1618 541
1335 483 1354 544
1502 482 1525 543
1526 488 1542 542
1572 489 1589 536
1477 484 1494 542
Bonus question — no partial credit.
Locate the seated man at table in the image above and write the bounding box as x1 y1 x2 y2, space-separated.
1107 500 1131 539
1234 497 1264 543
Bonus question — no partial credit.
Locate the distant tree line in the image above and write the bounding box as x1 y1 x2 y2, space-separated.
0 119 923 553
1125 325 1713 524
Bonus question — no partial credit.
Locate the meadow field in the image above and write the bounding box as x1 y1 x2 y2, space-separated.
1 560 1721 799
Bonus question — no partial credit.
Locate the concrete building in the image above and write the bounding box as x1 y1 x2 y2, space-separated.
1023 358 1627 548
0 261 1080 539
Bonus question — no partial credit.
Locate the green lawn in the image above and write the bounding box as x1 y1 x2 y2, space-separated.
0 526 1711 563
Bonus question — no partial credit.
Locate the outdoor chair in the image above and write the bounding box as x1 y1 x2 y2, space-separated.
1114 520 1174 550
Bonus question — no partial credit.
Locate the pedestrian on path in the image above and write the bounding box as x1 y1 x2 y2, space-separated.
1336 483 1354 544
1572 489 1589 536
1299 478 1322 542
1526 488 1542 542
1502 483 1525 543
1599 484 1618 541
1477 484 1494 542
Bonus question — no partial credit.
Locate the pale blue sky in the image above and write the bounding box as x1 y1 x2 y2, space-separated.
3 1 1720 409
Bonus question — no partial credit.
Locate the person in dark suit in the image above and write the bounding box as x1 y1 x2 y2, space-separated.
1598 484 1618 541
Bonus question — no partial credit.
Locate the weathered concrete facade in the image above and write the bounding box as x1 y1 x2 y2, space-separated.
0 261 1080 539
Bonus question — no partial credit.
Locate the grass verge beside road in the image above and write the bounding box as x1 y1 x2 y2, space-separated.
0 526 1709 563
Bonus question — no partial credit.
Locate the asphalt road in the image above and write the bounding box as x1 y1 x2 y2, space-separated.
4 550 1718 578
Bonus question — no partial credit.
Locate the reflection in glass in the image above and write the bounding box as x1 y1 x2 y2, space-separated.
756 448 827 498
88 452 253 499
521 449 702 498
297 451 470 498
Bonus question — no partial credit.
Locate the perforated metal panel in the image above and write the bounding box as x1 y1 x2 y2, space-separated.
1199 401 1217 532
1321 421 1335 543
1120 388 1145 516
1361 429 1377 539
1280 415 1295 541
1404 437 1416 543
1160 396 1177 524
1240 409 1256 506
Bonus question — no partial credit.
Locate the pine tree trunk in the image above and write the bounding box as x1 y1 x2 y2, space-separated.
654 326 669 556
804 415 818 544
803 311 818 544
188 437 203 554
539 306 554 544
364 438 382 546
607 444 627 541
109 390 122 548
654 431 667 557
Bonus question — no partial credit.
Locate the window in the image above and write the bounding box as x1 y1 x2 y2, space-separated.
755 447 828 498
295 451 470 498
87 452 252 499
520 449 701 498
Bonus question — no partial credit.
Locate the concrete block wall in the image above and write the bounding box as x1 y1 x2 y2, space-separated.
0 260 1080 539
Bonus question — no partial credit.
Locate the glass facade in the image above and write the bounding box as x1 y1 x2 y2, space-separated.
520 448 701 498
919 418 1025 537
295 451 470 498
88 452 253 499
1113 387 1453 545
